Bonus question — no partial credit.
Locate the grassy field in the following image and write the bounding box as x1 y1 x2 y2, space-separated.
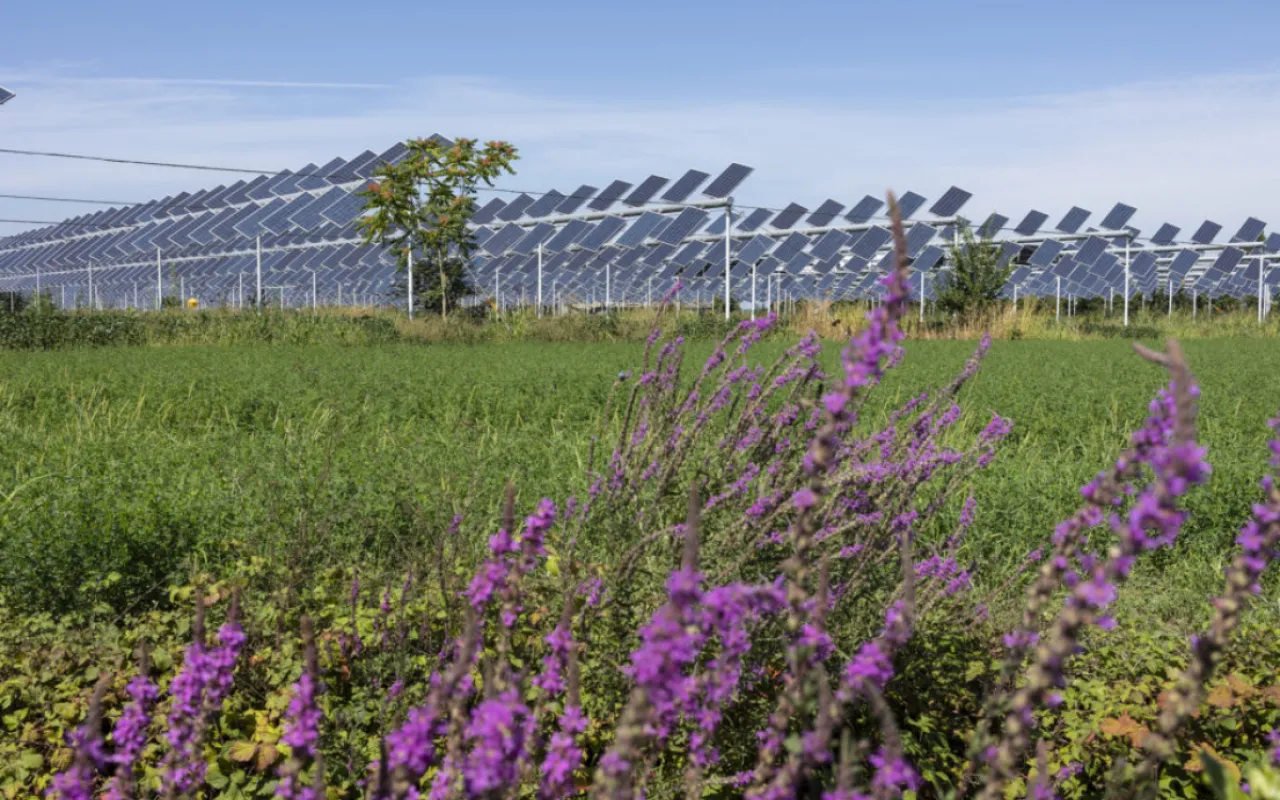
0 337 1277 623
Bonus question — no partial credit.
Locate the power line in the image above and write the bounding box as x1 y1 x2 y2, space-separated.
0 217 62 225
0 192 135 206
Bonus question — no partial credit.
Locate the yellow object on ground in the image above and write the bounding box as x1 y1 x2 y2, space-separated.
187 297 198 309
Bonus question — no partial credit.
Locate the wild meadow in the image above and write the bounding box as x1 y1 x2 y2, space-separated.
3 221 1280 798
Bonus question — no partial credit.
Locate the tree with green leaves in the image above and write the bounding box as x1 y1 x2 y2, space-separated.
936 225 1013 316
358 137 518 317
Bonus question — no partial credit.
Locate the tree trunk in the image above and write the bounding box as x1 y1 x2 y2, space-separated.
440 267 447 319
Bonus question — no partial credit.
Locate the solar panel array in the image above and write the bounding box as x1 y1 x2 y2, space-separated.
0 86 14 106
0 136 1275 312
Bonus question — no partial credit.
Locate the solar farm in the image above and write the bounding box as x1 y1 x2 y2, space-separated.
1 135 1277 321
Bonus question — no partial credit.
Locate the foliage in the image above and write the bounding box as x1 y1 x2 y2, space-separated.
358 136 518 317
936 225 1014 315
4 201 1279 800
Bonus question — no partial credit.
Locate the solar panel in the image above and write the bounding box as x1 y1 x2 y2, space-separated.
661 170 711 203
736 234 775 265
771 203 808 230
1099 203 1137 231
671 242 708 267
496 194 536 222
0 86 15 105
1211 246 1245 273
914 245 946 271
1267 233 1280 254
523 190 566 219
845 196 884 224
1028 240 1065 267
622 175 668 207
557 185 597 215
1191 220 1222 244
850 227 891 259
544 219 591 252
511 223 556 255
807 200 845 228
1130 251 1158 277
1168 249 1200 279
737 208 773 233
809 230 851 260
1151 223 1180 246
578 217 628 251
996 242 1021 268
482 223 527 255
1014 210 1049 236
978 214 1008 239
587 180 633 212
929 186 972 217
905 223 937 257
1232 217 1266 243
772 232 811 262
655 208 709 245
1056 207 1090 233
1073 236 1109 265
471 198 507 226
897 192 927 219
703 163 753 198
614 212 669 248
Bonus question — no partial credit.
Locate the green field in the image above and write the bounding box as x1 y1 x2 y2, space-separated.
1 337 1277 623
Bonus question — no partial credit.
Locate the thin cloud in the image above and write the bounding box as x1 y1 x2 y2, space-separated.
78 77 392 90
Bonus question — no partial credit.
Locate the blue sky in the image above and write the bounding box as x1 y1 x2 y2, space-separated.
3 0 1279 237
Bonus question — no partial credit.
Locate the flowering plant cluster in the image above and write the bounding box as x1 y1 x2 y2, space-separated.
44 195 1280 799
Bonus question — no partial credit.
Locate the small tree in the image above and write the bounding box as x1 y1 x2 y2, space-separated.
936 225 1013 316
358 136 518 317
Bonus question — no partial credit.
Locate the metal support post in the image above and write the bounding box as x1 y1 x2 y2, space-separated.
1193 290 1197 320
1123 238 1130 327
605 262 611 311
1260 255 1266 324
255 235 263 312
1168 277 1173 316
919 271 925 323
312 271 318 313
750 261 757 320
536 243 543 318
156 247 162 310
1055 276 1061 322
407 250 414 320
723 200 733 321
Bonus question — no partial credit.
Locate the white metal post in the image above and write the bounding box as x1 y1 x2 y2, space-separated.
1193 290 1197 320
312 271 318 313
407 249 414 321
536 243 543 318
1168 277 1173 316
723 200 732 321
750 261 757 320
180 277 185 307
156 247 162 310
1259 255 1266 324
496 264 501 314
255 235 263 313
605 262 611 311
238 273 244 310
919 271 925 322
1013 284 1018 312
133 282 137 309
1123 238 1130 327
1055 276 1061 322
